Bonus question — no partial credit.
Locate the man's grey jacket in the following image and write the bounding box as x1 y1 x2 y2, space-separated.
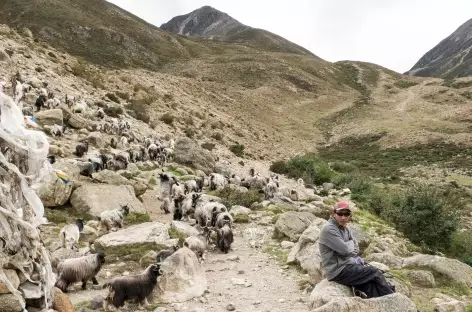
318 218 359 280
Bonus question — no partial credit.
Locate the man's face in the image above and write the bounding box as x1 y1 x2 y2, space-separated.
334 209 351 227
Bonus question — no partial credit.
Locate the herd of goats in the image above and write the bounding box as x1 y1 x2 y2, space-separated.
54 167 283 311
1 74 298 310
0 78 294 310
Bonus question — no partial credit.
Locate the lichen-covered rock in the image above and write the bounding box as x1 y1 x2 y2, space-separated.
402 254 472 287
94 222 170 257
156 247 207 303
70 184 145 216
274 211 316 242
406 270 435 288
0 294 23 312
309 279 417 312
0 270 20 294
36 109 63 127
174 137 215 175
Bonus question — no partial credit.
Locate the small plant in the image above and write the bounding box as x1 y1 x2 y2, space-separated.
214 187 263 208
233 214 249 223
160 113 174 125
116 91 130 100
128 100 150 123
229 144 245 157
393 80 418 89
104 105 123 117
212 132 223 141
184 127 195 138
183 116 194 126
124 212 151 225
106 93 120 103
201 142 215 151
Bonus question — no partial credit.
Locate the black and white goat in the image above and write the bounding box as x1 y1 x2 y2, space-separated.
59 219 84 250
55 252 105 293
75 142 89 157
216 220 233 254
103 263 162 311
184 227 211 262
98 205 130 234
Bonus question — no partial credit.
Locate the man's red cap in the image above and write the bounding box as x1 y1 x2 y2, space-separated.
334 201 351 211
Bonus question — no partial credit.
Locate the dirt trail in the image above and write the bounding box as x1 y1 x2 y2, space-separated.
68 184 312 311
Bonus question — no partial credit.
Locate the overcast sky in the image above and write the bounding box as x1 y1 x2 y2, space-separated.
107 0 472 73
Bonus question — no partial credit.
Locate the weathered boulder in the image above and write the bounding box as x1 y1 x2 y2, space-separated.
287 217 327 282
0 49 10 62
274 211 316 242
53 287 76 312
406 270 435 288
91 170 147 196
94 222 170 257
87 132 103 148
35 109 63 127
37 171 73 207
431 293 466 312
171 221 199 237
139 251 158 268
156 247 207 303
80 225 99 244
365 252 404 269
349 224 371 256
0 294 23 312
174 137 215 175
70 184 145 216
0 270 20 294
230 205 251 217
50 248 80 269
53 161 81 182
309 279 417 312
402 254 472 287
19 281 42 301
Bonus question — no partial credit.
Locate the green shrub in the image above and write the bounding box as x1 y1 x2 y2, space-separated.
212 132 223 141
106 92 120 103
124 212 151 225
201 142 215 151
448 229 472 265
393 80 418 89
128 100 150 123
116 91 130 100
381 183 461 252
229 144 245 157
214 187 263 208
233 214 250 223
184 127 195 138
332 172 373 202
330 161 357 173
271 154 334 185
104 105 123 117
160 113 174 125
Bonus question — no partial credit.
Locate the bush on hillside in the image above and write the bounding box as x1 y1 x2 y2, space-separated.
270 154 335 185
229 144 245 157
381 183 461 252
332 172 373 202
213 187 262 209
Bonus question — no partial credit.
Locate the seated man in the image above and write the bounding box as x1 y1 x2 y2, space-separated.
318 201 394 298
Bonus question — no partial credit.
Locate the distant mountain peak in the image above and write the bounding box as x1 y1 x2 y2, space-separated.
160 6 316 57
407 18 472 78
160 5 247 37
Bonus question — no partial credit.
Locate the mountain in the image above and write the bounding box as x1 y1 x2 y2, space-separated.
407 18 472 78
160 6 316 56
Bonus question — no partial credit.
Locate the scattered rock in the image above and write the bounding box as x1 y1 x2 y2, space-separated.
87 131 103 147
226 303 236 311
231 278 245 285
230 205 251 217
22 27 33 38
0 293 23 312
0 270 20 294
274 211 316 242
406 270 435 288
280 241 295 249
157 247 208 303
287 217 327 283
90 295 104 310
53 287 75 312
309 279 418 311
431 293 466 312
94 222 170 257
368 262 389 272
140 250 158 268
0 49 10 62
402 254 472 287
70 184 145 216
35 109 63 127
171 220 199 237
174 137 215 175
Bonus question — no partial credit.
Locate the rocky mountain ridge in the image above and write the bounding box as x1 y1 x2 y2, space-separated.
408 18 472 78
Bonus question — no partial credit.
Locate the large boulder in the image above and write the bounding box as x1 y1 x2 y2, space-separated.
50 248 81 269
365 252 404 269
173 137 215 175
37 171 73 207
0 270 20 294
156 247 207 303
287 217 327 282
309 279 417 312
274 211 316 242
87 131 103 148
70 184 145 216
53 287 75 312
402 254 472 287
0 294 23 312
94 222 171 258
91 170 148 197
349 224 371 256
35 109 63 127
171 221 199 237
